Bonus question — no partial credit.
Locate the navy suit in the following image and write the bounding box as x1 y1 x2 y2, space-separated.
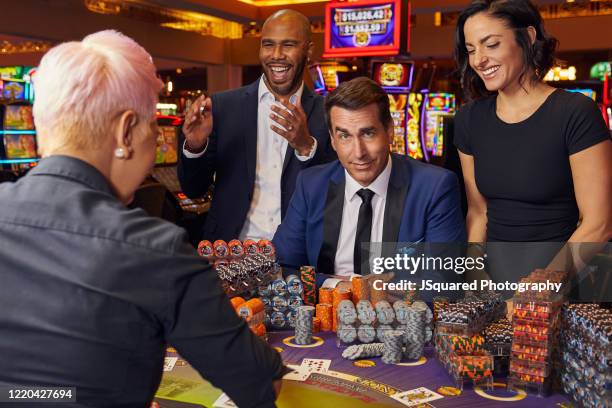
178 79 335 242
272 154 466 286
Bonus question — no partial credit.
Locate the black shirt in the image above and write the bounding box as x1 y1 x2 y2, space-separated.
0 156 282 407
454 89 610 241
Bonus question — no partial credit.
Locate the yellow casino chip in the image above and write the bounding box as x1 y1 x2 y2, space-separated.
353 359 376 368
437 386 462 396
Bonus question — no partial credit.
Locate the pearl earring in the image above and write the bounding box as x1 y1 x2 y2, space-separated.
114 148 126 159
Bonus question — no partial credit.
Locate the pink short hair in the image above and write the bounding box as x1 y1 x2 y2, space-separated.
33 30 163 151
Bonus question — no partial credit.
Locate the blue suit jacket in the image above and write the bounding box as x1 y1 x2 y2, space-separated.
273 154 466 285
178 79 336 241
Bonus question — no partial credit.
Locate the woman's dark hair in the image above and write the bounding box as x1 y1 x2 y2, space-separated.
454 0 558 100
324 77 392 131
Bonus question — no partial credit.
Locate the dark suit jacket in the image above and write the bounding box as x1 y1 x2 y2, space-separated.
178 79 335 241
0 156 281 407
272 154 466 286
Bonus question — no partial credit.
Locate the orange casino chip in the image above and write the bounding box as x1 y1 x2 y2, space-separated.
316 303 333 331
313 317 321 333
319 287 334 304
230 297 246 309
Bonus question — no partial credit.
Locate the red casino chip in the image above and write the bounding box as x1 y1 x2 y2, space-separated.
243 239 259 256
197 240 214 258
228 239 244 258
213 240 229 258
258 239 275 256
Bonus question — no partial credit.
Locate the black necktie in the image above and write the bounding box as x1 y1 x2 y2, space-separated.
354 188 375 275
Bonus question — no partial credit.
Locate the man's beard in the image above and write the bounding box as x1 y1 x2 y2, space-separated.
265 58 307 96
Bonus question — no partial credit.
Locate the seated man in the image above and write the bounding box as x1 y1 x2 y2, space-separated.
273 77 466 287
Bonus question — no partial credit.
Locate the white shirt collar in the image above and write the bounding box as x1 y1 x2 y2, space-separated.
344 155 393 202
258 75 304 103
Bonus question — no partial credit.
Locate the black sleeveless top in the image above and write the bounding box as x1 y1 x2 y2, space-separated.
454 89 610 242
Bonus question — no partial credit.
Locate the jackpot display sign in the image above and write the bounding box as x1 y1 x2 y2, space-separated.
324 0 401 58
372 61 414 93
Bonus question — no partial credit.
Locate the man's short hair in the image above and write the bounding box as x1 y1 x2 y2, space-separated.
33 30 163 153
324 77 392 131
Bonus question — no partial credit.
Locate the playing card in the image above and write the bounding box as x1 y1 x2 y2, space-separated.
212 393 238 408
391 387 443 407
282 366 311 382
301 358 331 373
163 357 178 372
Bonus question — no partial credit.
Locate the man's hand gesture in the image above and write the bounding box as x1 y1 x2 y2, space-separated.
183 94 213 152
269 96 314 156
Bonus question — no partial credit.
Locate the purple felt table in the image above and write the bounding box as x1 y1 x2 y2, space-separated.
155 330 570 408
267 331 569 408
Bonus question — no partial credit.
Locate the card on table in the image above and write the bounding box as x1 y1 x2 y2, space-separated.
391 387 443 407
163 357 178 372
212 393 237 408
300 358 331 373
282 367 311 382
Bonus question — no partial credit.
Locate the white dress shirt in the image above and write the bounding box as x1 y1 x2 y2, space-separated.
334 156 393 277
182 77 317 241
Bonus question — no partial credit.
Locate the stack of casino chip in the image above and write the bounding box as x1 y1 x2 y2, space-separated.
356 300 377 325
514 269 568 301
375 324 393 342
401 301 433 360
437 293 505 336
393 300 410 324
433 296 450 322
337 324 357 344
294 306 315 345
260 275 304 330
198 239 279 295
312 317 321 333
449 352 494 383
438 334 486 354
484 318 513 357
230 297 267 337
315 303 333 331
198 239 275 262
374 301 395 342
332 287 352 332
381 330 404 364
401 307 426 360
337 300 357 325
333 297 432 360
482 317 513 376
336 299 358 344
300 266 316 306
351 276 369 304
484 318 513 345
435 333 493 386
319 287 334 304
375 301 395 325
508 273 566 395
357 325 377 343
342 343 384 360
559 304 611 408
433 295 499 387
216 253 278 294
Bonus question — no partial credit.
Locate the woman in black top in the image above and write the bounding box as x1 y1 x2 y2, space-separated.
453 0 611 245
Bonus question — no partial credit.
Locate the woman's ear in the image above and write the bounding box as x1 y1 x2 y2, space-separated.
114 110 138 158
527 26 537 46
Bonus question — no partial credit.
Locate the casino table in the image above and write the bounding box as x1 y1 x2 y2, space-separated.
154 331 570 408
